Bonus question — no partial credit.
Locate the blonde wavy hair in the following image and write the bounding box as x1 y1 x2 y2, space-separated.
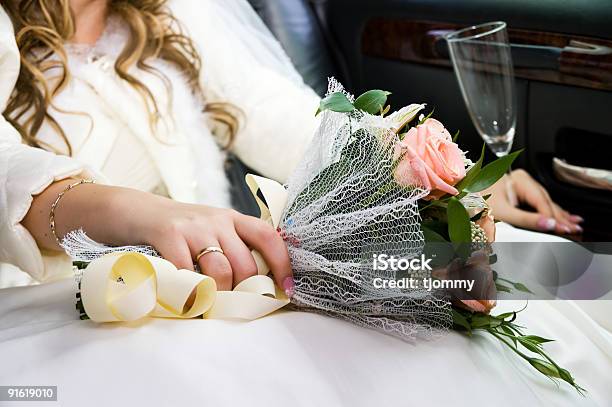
2 0 239 155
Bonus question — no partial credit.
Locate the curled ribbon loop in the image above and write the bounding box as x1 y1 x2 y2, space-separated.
80 174 291 323
245 174 288 275
80 252 289 322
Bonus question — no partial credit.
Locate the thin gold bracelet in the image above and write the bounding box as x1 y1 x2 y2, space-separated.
50 179 95 244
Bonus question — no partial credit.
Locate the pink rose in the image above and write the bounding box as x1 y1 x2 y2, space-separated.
394 118 466 199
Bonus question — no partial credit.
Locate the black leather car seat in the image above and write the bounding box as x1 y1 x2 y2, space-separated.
247 0 338 96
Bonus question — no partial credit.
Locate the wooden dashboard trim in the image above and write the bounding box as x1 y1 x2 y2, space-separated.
361 18 612 91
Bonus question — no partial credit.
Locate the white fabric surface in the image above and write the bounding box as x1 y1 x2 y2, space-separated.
0 225 610 407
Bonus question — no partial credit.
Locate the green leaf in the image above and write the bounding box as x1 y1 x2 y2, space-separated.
500 325 518 347
489 318 502 328
518 337 543 353
456 143 485 191
453 129 460 142
496 283 512 293
558 368 575 386
495 311 515 320
452 309 472 334
506 322 525 336
529 358 561 379
523 335 554 344
513 282 534 294
316 92 355 115
353 90 391 115
421 220 449 236
447 197 471 243
464 149 523 193
421 225 448 243
73 261 90 270
471 314 497 328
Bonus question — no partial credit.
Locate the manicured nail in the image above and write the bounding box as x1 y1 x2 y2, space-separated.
560 224 572 234
574 224 583 233
283 277 295 298
570 215 584 223
536 216 556 231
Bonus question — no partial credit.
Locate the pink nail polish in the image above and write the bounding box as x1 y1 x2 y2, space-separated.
570 215 584 223
283 277 295 298
562 224 572 234
536 216 556 231
575 225 583 233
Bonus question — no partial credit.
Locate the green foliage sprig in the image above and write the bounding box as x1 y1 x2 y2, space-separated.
453 306 586 395
316 90 391 116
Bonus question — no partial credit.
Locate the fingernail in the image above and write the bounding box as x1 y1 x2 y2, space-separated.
570 215 584 223
560 224 572 234
574 224 583 233
536 216 556 231
283 277 295 298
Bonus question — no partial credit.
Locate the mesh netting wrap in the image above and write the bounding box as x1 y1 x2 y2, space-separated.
62 230 160 260
62 79 452 341
281 79 451 340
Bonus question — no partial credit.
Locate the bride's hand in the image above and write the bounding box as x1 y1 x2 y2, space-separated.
119 193 294 292
484 169 583 234
24 181 294 292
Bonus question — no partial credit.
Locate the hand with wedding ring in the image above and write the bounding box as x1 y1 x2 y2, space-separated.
35 180 294 295
136 200 294 294
26 182 295 294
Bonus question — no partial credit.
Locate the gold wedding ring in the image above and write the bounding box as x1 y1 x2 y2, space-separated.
195 246 225 262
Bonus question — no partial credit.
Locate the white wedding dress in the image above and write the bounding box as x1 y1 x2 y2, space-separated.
0 1 610 405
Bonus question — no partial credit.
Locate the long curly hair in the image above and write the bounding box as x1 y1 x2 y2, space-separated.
1 0 238 155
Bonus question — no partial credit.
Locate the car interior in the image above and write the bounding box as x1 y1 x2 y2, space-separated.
243 0 612 241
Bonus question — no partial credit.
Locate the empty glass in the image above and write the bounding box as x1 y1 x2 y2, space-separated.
446 21 517 157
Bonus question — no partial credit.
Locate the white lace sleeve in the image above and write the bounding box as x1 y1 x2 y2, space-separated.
168 0 321 183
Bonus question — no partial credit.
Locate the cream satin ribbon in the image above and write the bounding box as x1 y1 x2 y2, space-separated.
246 174 288 276
80 174 291 322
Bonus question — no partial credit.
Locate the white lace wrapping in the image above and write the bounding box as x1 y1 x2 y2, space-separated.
281 79 451 340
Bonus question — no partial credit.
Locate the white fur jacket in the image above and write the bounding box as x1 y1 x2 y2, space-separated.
0 0 320 284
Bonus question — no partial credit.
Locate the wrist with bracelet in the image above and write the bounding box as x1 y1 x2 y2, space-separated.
49 179 95 245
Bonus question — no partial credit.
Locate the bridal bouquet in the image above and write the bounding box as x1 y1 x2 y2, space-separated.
276 79 583 393
69 79 583 393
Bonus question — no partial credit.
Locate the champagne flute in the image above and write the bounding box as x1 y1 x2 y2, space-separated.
446 21 518 204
